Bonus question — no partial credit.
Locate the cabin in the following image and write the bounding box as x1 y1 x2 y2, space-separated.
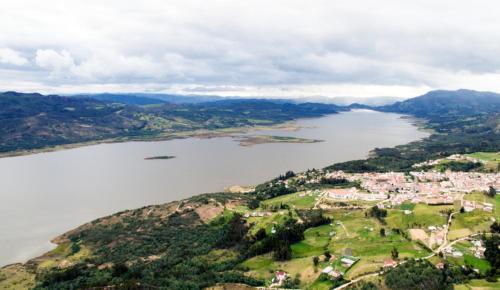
384 258 397 269
329 269 343 279
273 271 288 285
322 266 333 274
341 257 355 267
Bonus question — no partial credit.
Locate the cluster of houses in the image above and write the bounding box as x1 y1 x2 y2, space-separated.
463 200 494 213
442 239 485 259
411 171 499 193
321 170 499 211
470 239 486 258
243 211 272 218
320 254 358 281
324 170 499 197
325 187 388 201
428 226 447 246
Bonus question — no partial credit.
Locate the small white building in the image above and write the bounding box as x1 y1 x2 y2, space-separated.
322 266 334 274
452 251 463 257
341 257 355 267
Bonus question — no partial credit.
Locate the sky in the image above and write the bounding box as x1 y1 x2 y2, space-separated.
1 1 500 98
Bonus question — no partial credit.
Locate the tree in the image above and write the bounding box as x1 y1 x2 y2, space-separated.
368 206 388 223
391 247 399 260
483 234 500 271
283 274 301 288
487 186 497 197
217 213 248 248
460 206 465 213
324 250 331 261
248 198 260 210
70 242 80 255
385 259 450 290
313 256 319 266
380 228 386 237
273 241 292 261
254 228 267 240
491 222 500 234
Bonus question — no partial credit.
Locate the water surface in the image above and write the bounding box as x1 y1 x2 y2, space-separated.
0 110 429 266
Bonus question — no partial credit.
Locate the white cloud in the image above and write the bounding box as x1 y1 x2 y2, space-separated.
35 49 75 71
0 1 500 97
0 48 28 66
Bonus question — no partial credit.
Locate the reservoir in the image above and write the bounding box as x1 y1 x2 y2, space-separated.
0 110 429 266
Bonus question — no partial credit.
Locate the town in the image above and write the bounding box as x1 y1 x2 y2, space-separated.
239 156 500 289
318 170 499 212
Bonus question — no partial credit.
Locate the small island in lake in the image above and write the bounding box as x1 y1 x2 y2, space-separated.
236 135 323 147
144 155 176 160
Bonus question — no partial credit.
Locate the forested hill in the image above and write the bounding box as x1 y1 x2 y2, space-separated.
73 93 167 105
379 89 500 118
0 92 340 154
329 89 500 172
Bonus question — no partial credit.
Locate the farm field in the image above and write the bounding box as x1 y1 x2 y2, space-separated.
454 279 500 290
467 152 500 171
260 191 320 209
385 204 452 230
448 193 500 240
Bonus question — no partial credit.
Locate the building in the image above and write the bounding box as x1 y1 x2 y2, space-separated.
273 271 288 285
384 258 397 269
341 257 355 267
452 251 463 257
322 266 333 274
329 269 343 279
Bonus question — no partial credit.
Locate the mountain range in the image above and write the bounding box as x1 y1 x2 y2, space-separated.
1 89 499 155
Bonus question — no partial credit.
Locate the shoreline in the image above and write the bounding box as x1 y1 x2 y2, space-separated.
0 120 305 160
0 110 432 269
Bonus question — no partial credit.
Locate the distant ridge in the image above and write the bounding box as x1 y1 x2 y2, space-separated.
0 91 340 154
73 93 167 105
380 89 500 117
71 93 227 105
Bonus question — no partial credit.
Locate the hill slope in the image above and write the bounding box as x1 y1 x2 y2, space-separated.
73 93 167 105
329 89 500 172
380 89 500 117
0 92 340 154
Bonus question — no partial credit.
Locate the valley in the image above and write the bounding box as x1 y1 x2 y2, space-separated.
0 89 499 290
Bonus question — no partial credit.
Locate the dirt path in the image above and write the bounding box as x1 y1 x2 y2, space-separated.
333 204 486 290
339 221 349 237
313 191 326 209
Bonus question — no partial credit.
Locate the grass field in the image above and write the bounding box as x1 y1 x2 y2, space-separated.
307 279 334 290
448 211 495 240
322 209 431 279
260 191 319 209
241 255 322 287
454 279 500 290
0 264 35 290
466 152 500 171
386 204 452 230
241 192 497 287
448 193 499 240
246 211 289 235
448 241 491 274
291 224 332 258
